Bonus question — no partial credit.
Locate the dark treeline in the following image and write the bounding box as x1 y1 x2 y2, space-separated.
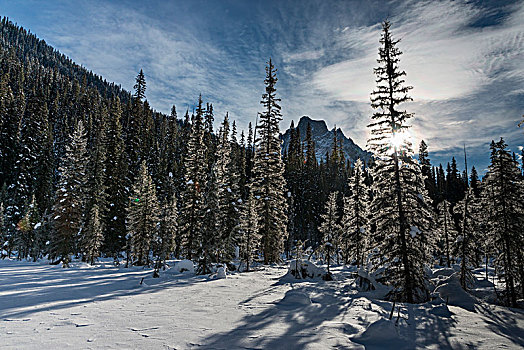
1 18 523 306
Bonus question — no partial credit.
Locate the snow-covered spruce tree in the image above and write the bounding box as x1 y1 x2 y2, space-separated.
199 165 219 275
0 74 14 187
418 140 436 199
251 59 288 264
203 103 216 172
51 120 88 267
214 114 241 263
284 120 304 250
342 158 368 267
82 204 103 265
8 89 52 254
15 194 39 260
103 97 128 259
126 161 160 266
367 21 434 303
225 120 242 260
0 201 5 253
238 130 248 201
318 191 341 275
238 189 259 272
214 115 232 262
180 95 207 260
126 70 147 183
436 199 457 267
482 139 524 307
453 187 481 288
452 146 481 290
303 122 319 245
83 106 107 264
156 189 177 269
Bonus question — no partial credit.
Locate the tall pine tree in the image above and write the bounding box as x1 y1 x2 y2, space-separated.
251 59 288 264
180 95 207 260
51 120 88 267
482 139 524 306
126 160 160 266
342 158 368 266
367 21 433 303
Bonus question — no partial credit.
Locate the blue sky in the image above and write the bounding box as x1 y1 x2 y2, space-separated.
1 0 523 172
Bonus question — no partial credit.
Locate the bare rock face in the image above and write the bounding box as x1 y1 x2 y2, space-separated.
281 116 371 164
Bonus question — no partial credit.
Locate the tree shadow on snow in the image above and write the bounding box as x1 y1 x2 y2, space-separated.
203 275 477 350
202 278 360 349
475 303 524 347
0 260 212 319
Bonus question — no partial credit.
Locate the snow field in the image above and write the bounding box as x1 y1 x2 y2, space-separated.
1 259 523 349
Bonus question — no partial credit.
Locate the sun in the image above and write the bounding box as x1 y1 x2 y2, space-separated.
390 131 408 150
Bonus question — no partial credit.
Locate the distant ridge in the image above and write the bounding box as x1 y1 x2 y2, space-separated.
281 116 371 164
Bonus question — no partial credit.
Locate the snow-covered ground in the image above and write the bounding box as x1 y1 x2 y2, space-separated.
1 259 523 349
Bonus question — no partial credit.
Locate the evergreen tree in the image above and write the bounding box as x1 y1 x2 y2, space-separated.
126 71 147 180
453 187 482 289
251 59 288 264
284 121 304 246
0 84 23 191
453 145 480 290
0 202 4 253
133 69 146 101
318 191 341 275
126 161 159 266
436 164 446 202
303 122 318 245
246 122 255 180
51 120 88 267
203 103 216 171
367 21 433 303
8 90 50 243
238 189 259 272
238 130 248 200
180 95 207 260
342 159 368 266
82 204 103 265
156 190 177 269
470 166 480 197
214 114 239 263
83 105 107 261
0 74 13 187
15 194 40 260
446 157 464 203
436 199 457 267
199 166 219 274
482 139 524 306
103 97 128 258
419 140 435 199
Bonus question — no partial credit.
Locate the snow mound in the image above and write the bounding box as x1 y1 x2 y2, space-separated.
284 259 329 280
354 268 392 299
278 289 312 308
216 266 227 279
68 261 93 269
352 319 405 348
434 272 477 312
431 267 456 279
429 304 453 318
171 260 195 274
470 278 497 304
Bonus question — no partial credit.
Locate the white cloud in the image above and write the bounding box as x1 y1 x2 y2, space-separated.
312 0 524 103
283 49 325 62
